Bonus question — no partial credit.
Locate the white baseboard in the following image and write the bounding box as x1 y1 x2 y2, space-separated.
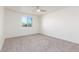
41 33 79 45
5 33 40 39
0 38 5 51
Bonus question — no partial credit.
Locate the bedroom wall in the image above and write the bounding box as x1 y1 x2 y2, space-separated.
0 7 5 50
5 9 40 38
41 7 79 44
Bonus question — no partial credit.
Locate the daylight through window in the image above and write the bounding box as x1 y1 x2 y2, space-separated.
22 16 32 27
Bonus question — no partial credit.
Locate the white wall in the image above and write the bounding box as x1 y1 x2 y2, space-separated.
0 7 5 50
41 7 79 44
38 15 42 33
5 9 39 38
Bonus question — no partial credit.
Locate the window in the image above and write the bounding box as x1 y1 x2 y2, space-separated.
22 16 32 27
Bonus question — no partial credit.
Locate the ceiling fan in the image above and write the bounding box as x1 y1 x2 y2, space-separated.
36 6 46 12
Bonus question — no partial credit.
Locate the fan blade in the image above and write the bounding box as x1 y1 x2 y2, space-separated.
40 10 46 12
36 6 39 9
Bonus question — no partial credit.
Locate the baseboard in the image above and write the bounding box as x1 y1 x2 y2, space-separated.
40 33 79 45
5 33 79 45
40 33 64 40
0 38 5 51
6 33 41 39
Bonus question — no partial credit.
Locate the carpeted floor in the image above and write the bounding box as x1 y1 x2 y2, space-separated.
1 34 79 52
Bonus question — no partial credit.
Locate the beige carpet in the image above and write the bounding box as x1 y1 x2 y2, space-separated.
1 34 79 52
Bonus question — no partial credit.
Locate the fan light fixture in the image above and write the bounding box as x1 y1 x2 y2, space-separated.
36 6 41 12
36 9 40 12
35 6 46 13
